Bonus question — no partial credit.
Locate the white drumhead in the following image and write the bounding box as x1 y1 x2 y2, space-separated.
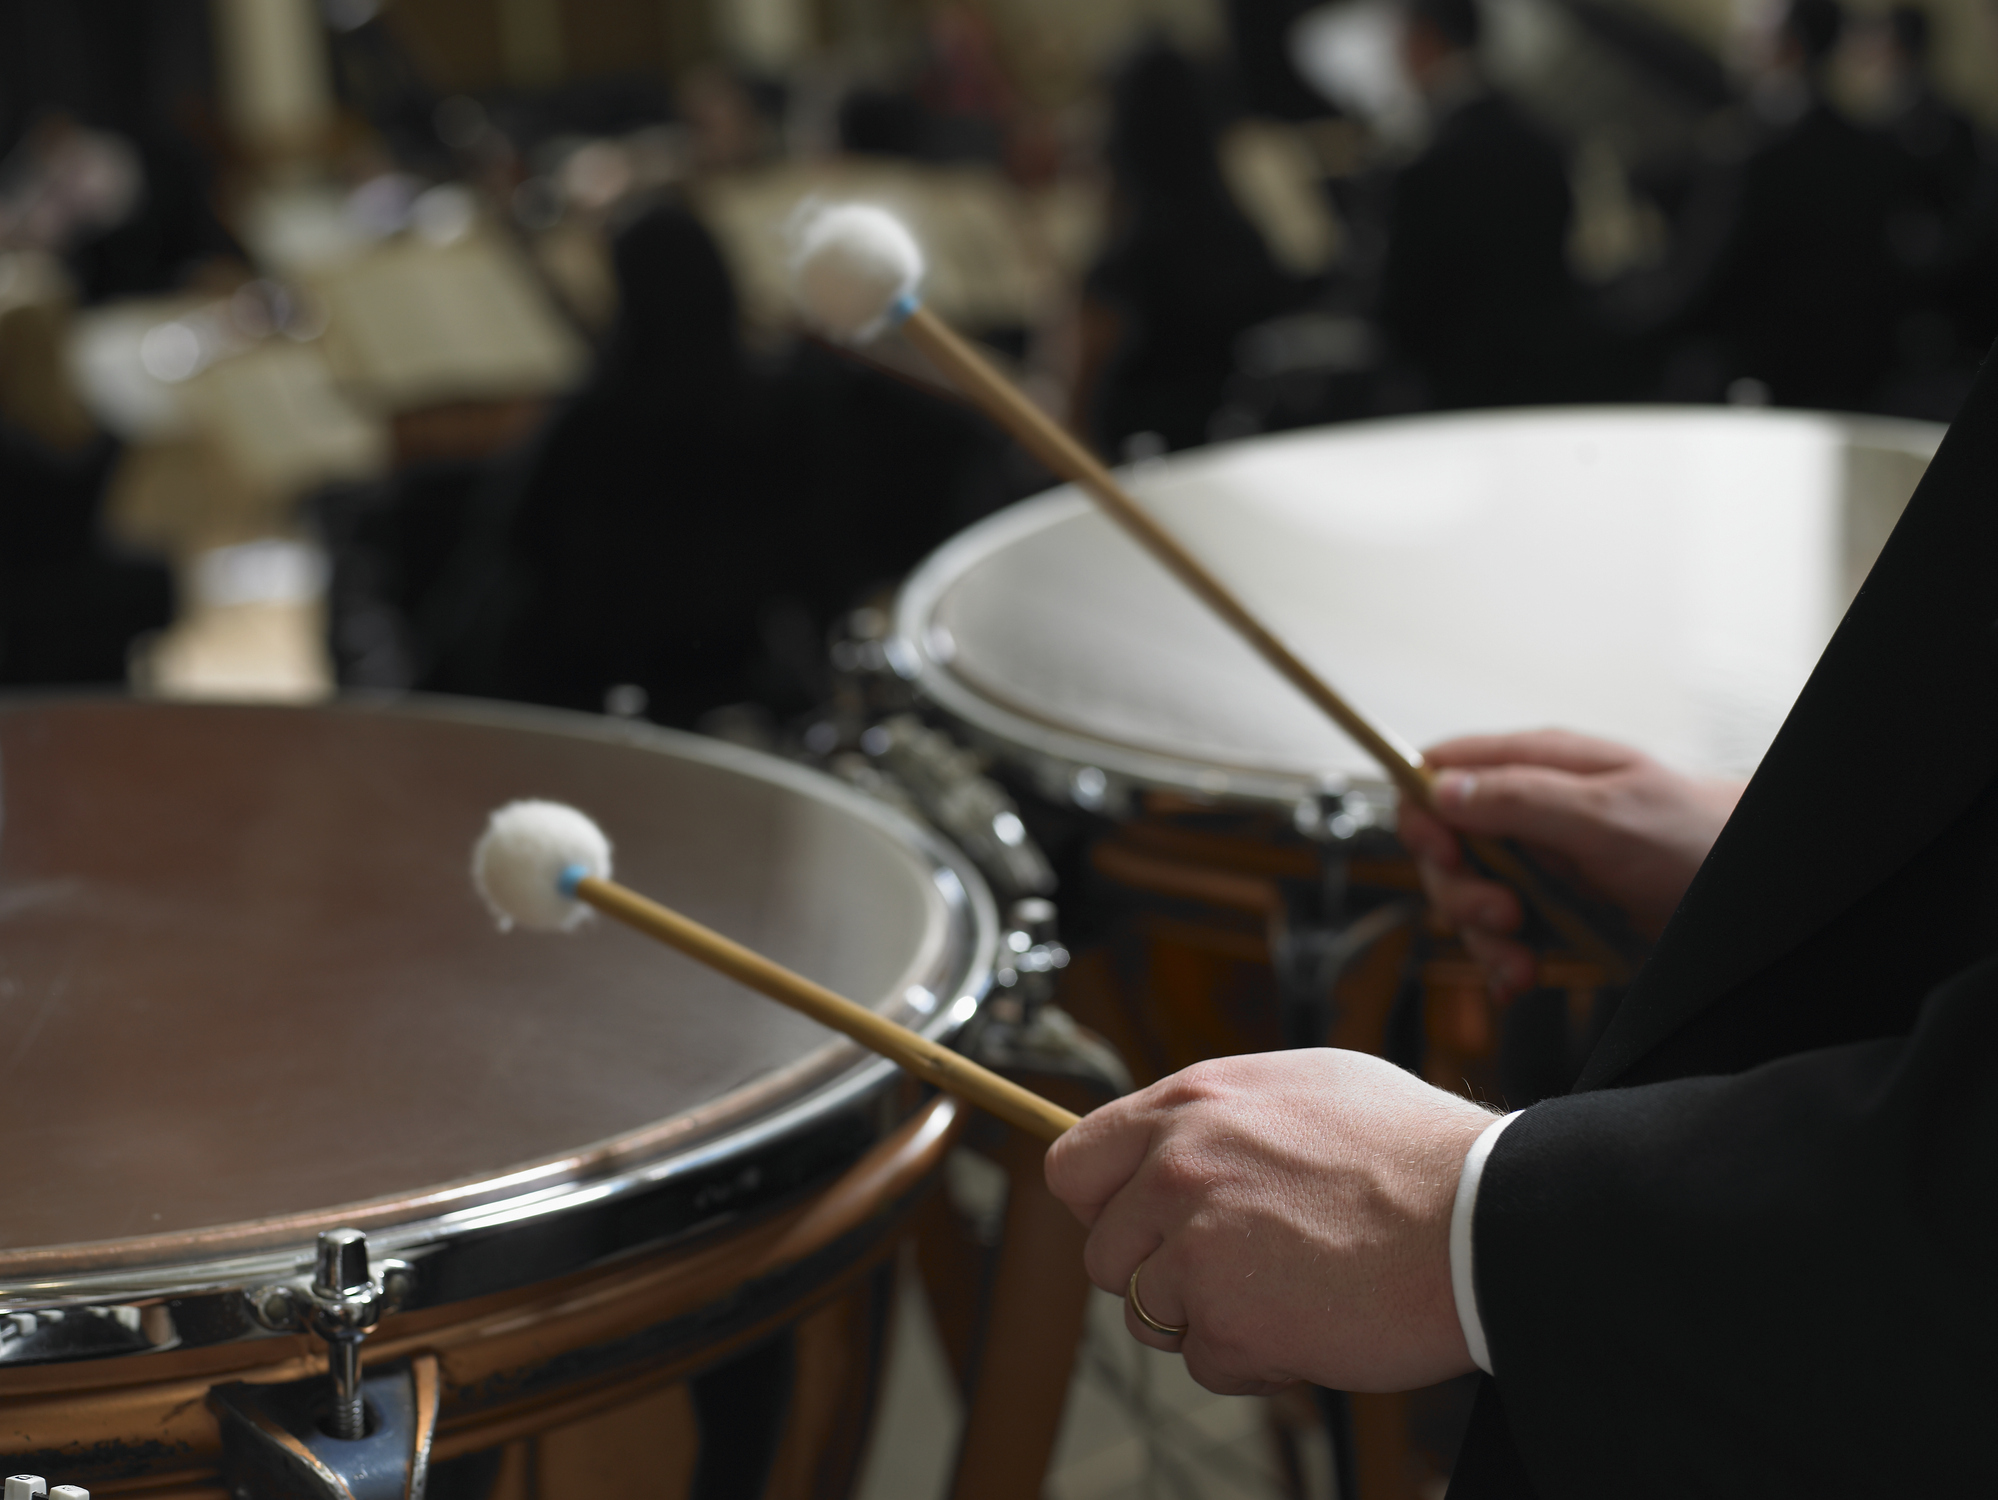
895 407 1942 804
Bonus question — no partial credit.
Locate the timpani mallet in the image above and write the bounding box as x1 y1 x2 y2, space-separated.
471 800 1080 1142
785 202 1640 984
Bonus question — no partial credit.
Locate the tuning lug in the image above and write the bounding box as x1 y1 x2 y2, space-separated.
246 1229 410 1441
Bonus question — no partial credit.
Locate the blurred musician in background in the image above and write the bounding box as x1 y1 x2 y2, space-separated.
0 0 231 687
1078 37 1305 457
386 196 1020 730
1876 5 1983 252
0 354 172 687
0 0 243 302
1870 3 1998 418
472 202 783 725
1375 0 1595 410
1658 0 1901 410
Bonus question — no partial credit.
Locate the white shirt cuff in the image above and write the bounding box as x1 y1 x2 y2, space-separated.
1450 1110 1522 1377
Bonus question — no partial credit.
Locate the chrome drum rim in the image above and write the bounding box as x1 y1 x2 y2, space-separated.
0 696 997 1366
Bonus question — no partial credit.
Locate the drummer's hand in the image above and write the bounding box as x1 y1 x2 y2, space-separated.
1396 730 1745 998
1044 1049 1494 1395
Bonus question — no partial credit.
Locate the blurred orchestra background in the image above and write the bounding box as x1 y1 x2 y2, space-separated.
4 0 1993 719
1 3 1986 1497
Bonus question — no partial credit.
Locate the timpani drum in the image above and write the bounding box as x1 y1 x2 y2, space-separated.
0 698 995 1500
892 407 1944 1090
889 406 1941 1496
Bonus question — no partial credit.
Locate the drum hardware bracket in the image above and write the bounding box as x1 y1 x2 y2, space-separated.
1293 780 1394 845
990 897 1069 1020
210 1352 439 1500
809 606 921 760
1270 896 1422 1051
246 1230 414 1443
827 605 912 682
859 715 1057 900
1270 792 1420 1048
970 899 1132 1096
969 1001 1133 1099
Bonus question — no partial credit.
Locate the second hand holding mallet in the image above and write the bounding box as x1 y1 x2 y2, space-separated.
787 203 1639 985
472 800 1080 1143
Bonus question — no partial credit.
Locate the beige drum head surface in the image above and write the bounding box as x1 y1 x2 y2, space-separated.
900 408 1941 800
0 700 974 1266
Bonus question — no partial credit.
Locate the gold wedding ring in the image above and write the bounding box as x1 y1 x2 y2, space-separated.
1127 1263 1189 1339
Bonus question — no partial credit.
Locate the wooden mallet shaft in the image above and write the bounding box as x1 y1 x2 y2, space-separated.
897 305 1636 984
899 305 1431 806
574 875 1081 1142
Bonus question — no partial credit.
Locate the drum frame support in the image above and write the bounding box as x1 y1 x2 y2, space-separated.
210 1355 440 1500
942 1070 1109 1500
912 919 1132 1500
1059 808 1456 1500
0 1097 966 1500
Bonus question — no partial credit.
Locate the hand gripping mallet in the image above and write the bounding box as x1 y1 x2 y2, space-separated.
786 203 1641 984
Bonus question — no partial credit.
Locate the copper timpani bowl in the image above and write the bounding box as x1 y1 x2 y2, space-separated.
0 696 996 1496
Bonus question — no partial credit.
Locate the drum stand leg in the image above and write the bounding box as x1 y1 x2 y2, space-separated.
1273 850 1427 1500
1311 1388 1360 1500
688 1335 795 1499
935 961 1129 1500
941 1070 1111 1500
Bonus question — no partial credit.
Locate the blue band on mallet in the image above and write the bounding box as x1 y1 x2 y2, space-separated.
557 862 589 897
886 290 920 328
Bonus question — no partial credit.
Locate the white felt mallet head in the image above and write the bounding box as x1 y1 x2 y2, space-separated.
788 201 925 343
472 800 612 933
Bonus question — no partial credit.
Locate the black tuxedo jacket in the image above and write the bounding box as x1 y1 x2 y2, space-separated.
1447 358 1998 1495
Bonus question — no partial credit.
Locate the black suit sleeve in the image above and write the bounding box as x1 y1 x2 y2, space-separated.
1471 948 1998 1497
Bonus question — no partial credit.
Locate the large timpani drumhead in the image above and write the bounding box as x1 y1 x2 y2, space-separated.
895 408 1943 807
0 698 992 1344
